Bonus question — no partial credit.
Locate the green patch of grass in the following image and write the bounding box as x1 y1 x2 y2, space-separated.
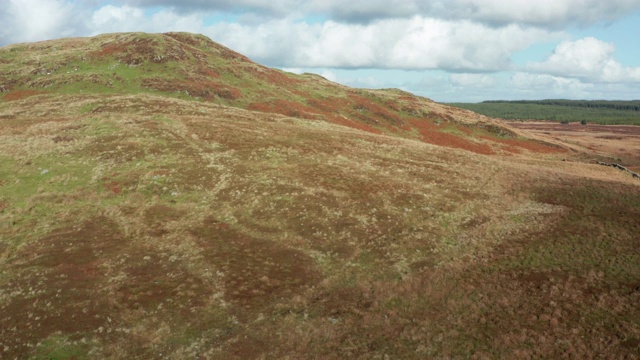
30 333 97 360
153 115 176 124
0 156 93 205
438 124 466 136
0 154 98 246
56 80 116 95
85 116 120 136
78 102 98 114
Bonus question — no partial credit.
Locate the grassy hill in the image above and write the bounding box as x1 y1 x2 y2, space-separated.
449 100 640 125
1 32 567 156
1 33 639 359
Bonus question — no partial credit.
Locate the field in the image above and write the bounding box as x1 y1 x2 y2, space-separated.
509 121 640 171
449 100 640 125
1 33 639 359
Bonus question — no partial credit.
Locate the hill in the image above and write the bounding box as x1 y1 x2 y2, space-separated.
1 32 568 156
449 99 640 125
1 33 639 359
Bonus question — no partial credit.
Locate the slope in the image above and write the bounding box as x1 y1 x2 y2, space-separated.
0 33 639 359
0 32 563 156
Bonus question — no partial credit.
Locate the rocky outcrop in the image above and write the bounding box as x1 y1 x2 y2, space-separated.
595 161 640 180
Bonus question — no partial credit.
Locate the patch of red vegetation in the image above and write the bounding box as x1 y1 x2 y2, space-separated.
409 118 495 155
305 97 383 133
198 67 220 78
91 37 183 65
327 115 383 134
92 43 126 58
102 177 122 194
3 90 44 101
502 145 523 154
249 98 384 134
347 93 407 128
305 97 344 113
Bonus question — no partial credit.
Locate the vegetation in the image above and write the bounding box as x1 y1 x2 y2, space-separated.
1 32 639 359
448 99 640 125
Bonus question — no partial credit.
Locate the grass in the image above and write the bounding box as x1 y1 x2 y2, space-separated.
0 32 639 359
0 93 516 358
2 32 567 156
31 333 97 360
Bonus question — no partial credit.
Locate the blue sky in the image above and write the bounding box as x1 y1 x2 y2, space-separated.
1 0 640 102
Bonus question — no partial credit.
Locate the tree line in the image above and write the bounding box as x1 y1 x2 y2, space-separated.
448 100 640 125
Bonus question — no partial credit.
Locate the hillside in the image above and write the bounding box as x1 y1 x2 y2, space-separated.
449 100 640 125
1 32 568 156
1 33 639 359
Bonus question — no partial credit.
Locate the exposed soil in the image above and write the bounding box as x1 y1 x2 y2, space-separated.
3 90 44 101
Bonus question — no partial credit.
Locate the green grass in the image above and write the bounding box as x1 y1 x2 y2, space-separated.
30 334 97 360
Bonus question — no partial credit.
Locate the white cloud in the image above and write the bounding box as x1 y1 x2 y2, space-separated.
341 75 384 89
90 5 204 35
510 72 593 97
320 70 338 82
527 37 640 82
445 0 640 27
280 67 304 74
450 73 498 88
121 0 299 16
91 5 146 31
0 0 80 44
204 17 560 71
119 0 640 28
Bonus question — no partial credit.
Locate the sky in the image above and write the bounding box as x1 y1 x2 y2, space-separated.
1 0 640 102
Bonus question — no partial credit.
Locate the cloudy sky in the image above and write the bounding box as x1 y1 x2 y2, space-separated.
2 0 640 102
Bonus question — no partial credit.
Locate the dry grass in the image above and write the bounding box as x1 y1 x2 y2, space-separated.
1 93 638 359
1 31 640 359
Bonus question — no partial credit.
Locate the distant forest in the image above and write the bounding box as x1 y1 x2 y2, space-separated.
448 100 640 125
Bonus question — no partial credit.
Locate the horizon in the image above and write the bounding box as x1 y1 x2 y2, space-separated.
2 0 640 102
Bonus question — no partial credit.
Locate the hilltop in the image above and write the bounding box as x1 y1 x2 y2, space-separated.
1 33 639 359
1 31 566 156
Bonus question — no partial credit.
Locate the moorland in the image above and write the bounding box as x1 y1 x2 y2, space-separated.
1 32 639 359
